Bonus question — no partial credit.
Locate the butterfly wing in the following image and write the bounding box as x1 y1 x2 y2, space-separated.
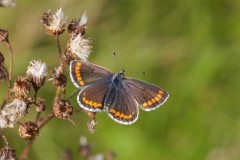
69 60 113 88
105 85 139 125
77 81 111 112
123 78 169 111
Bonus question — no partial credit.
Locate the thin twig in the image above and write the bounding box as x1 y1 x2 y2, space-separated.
66 89 81 100
19 113 55 160
0 42 13 109
1 134 9 145
55 34 65 67
19 140 34 160
6 41 13 88
56 34 62 56
38 113 55 129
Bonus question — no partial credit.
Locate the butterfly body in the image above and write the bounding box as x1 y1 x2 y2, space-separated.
70 60 169 125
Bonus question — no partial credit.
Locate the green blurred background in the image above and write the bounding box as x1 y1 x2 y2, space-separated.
1 0 240 159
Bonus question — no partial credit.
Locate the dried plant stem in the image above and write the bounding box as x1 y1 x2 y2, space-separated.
56 34 65 67
0 42 13 109
6 41 13 87
1 134 9 145
66 89 81 100
38 112 55 129
19 113 55 160
19 140 33 160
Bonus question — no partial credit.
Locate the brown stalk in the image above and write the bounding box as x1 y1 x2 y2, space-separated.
19 113 55 160
0 41 13 109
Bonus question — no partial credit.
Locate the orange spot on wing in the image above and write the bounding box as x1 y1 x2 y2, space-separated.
110 109 116 114
76 62 81 67
75 70 80 74
151 99 156 103
159 90 164 94
157 94 162 98
147 101 153 105
116 112 120 117
142 102 147 107
80 81 85 85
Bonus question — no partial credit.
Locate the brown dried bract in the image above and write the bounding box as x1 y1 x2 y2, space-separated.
52 68 67 88
0 29 9 43
19 121 39 140
68 19 86 36
13 76 31 99
53 98 73 119
0 145 16 160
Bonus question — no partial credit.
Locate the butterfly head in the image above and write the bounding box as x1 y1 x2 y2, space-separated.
118 69 125 77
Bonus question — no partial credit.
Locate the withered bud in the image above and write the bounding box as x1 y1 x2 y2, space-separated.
0 52 5 64
51 67 67 87
41 8 67 36
0 0 16 8
53 98 73 119
35 98 46 112
62 149 73 160
26 60 48 91
0 29 9 43
87 119 97 134
62 50 77 65
68 19 85 36
0 145 16 160
106 151 116 160
13 76 31 99
79 136 91 159
19 121 39 140
68 12 88 37
66 34 92 62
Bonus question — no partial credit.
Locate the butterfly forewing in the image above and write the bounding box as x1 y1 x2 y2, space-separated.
70 60 113 88
124 78 169 111
77 81 111 112
105 86 139 125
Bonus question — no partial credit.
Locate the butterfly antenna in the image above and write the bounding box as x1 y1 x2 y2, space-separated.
113 51 120 71
125 71 148 76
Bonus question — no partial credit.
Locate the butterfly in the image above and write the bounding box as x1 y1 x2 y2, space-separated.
69 60 169 125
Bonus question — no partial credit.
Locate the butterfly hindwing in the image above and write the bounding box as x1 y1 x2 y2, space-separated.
70 60 113 88
123 78 169 111
105 85 139 125
77 81 111 112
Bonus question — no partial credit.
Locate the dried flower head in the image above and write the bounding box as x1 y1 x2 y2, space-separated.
53 98 73 120
13 76 31 99
0 145 16 160
35 98 46 112
19 121 39 140
62 149 73 160
91 154 104 160
0 28 9 42
87 119 97 134
0 0 16 7
41 8 67 36
50 67 67 87
68 12 88 36
79 136 91 159
26 60 47 90
106 151 116 160
66 34 92 62
0 99 27 128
